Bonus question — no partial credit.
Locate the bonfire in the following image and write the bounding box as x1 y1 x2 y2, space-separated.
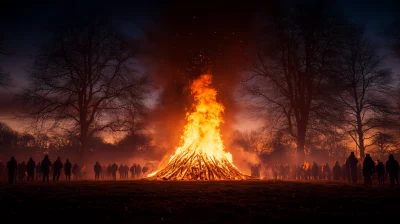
147 74 251 180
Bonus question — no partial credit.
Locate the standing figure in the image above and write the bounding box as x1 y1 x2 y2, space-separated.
94 162 102 180
118 164 124 179
112 163 118 180
130 163 136 179
136 164 141 179
7 156 17 184
53 157 63 182
41 155 52 182
332 161 341 181
27 157 36 182
347 152 358 183
64 159 72 181
311 162 319 180
324 163 332 180
386 154 399 185
376 160 385 184
362 154 375 185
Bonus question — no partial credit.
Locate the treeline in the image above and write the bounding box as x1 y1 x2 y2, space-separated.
239 1 400 162
0 1 400 163
231 129 399 165
0 122 162 164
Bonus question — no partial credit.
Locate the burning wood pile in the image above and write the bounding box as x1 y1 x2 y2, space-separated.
147 74 251 180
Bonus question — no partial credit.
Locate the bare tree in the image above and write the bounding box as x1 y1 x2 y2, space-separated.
231 130 267 154
335 28 394 159
19 13 149 161
243 1 347 160
373 132 397 159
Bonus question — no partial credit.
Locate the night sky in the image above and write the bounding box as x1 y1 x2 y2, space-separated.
0 0 398 132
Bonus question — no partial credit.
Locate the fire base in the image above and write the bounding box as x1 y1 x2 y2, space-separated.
146 151 253 180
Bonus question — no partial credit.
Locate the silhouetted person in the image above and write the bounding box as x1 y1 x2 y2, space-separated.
124 165 129 178
41 155 51 182
332 161 341 180
324 163 332 180
347 152 358 183
386 154 399 185
136 164 141 179
27 157 36 182
319 164 325 179
311 162 319 180
362 154 375 185
53 157 63 182
64 159 72 181
130 163 136 179
94 162 102 180
7 156 17 184
376 160 385 184
111 163 118 180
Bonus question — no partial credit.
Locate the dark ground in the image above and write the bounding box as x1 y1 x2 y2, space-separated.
0 180 398 223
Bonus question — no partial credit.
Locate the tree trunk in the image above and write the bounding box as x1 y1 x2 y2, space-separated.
296 123 307 163
79 124 89 164
356 115 365 159
79 138 88 164
357 129 365 159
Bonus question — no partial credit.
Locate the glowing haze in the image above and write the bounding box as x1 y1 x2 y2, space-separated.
147 74 250 180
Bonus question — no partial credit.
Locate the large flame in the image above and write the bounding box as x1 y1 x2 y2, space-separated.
147 74 250 180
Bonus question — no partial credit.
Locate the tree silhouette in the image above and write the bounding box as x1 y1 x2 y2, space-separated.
19 11 149 161
373 132 397 159
243 1 347 160
334 28 394 159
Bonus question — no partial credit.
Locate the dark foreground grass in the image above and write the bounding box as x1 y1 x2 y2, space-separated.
0 180 398 223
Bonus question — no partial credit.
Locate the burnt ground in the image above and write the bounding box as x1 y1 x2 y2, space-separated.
0 180 398 223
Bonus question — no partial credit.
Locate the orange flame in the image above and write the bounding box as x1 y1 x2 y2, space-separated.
147 74 249 180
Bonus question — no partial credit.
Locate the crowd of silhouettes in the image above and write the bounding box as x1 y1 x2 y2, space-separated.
255 152 399 185
0 155 151 184
1 152 399 185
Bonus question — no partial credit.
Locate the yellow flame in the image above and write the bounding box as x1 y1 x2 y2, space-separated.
147 74 246 180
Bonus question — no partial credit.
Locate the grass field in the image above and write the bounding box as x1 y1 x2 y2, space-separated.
0 180 398 223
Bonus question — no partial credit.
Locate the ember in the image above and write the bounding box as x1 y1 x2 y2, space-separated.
147 74 250 180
